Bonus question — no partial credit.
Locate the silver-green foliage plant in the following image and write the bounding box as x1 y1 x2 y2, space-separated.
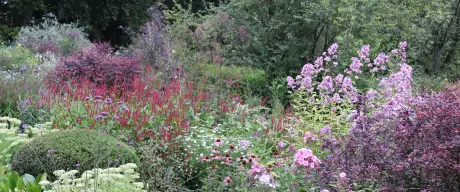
17 18 91 56
39 163 145 192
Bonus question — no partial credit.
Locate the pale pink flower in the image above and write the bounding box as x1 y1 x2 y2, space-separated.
223 176 232 185
214 138 224 146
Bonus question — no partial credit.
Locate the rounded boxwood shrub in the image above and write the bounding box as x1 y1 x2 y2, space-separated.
11 129 139 177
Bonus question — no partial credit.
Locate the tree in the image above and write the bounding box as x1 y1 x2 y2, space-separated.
0 0 155 46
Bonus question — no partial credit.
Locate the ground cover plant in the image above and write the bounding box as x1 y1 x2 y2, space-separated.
0 1 459 192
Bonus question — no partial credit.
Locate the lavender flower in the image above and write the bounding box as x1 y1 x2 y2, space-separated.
104 98 113 104
278 141 287 148
320 125 331 135
318 76 334 93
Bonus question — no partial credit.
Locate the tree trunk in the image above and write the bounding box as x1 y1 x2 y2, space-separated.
431 43 444 76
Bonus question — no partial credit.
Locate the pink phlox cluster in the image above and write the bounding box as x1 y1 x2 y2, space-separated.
346 57 363 75
318 76 334 94
377 63 413 117
287 43 362 104
287 43 340 91
293 148 321 169
358 45 370 60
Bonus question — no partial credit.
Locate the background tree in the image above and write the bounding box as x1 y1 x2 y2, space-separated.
0 0 154 46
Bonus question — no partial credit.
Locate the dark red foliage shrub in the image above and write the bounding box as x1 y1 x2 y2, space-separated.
46 43 141 87
319 85 460 191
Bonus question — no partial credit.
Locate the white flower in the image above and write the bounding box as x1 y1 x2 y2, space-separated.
258 174 271 185
53 170 65 177
0 117 9 121
38 180 51 186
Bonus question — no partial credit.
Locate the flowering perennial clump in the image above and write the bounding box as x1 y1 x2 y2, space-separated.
40 163 145 192
292 148 320 169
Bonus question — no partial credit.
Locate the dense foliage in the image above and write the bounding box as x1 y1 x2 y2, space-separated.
0 1 459 192
12 129 139 178
0 0 154 46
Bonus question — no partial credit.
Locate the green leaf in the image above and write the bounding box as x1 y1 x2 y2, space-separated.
16 177 25 190
8 172 20 189
0 184 9 192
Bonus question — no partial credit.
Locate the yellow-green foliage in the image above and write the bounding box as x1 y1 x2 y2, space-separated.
290 91 353 157
0 44 39 71
0 116 54 167
39 163 145 192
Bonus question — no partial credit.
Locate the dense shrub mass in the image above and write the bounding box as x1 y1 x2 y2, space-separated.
12 129 139 177
319 86 460 191
46 43 141 87
1 1 460 192
17 19 91 56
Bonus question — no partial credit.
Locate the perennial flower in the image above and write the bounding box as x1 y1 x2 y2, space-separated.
293 148 321 168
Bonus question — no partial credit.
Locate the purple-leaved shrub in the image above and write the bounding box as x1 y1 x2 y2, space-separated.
46 43 141 87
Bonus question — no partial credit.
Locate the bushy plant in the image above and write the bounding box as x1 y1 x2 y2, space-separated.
39 163 144 192
192 63 269 100
129 5 175 79
11 129 139 178
0 44 39 71
318 85 460 191
0 44 56 121
137 139 189 192
286 42 407 159
46 43 141 87
17 19 91 56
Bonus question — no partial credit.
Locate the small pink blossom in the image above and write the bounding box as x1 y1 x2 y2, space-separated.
214 138 224 146
339 172 347 178
240 140 248 148
304 131 316 143
223 176 232 185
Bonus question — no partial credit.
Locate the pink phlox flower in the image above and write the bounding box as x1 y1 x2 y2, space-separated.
327 43 339 56
358 44 370 60
293 148 321 168
318 76 334 93
304 131 316 143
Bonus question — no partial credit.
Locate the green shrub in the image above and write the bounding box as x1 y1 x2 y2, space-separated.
193 63 269 99
0 25 20 43
11 129 139 178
